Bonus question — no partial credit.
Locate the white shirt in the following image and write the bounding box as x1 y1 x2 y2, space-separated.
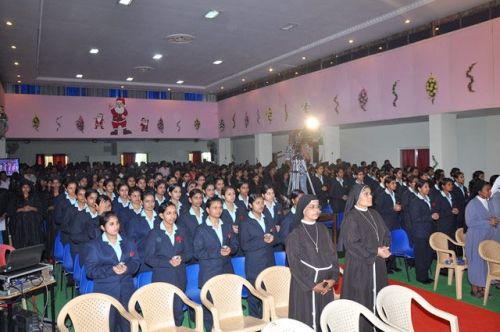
118 197 129 208
190 207 204 225
477 196 489 211
160 222 177 246
0 179 10 189
265 201 276 219
291 206 296 214
85 206 98 219
417 193 431 209
223 202 238 223
455 182 465 196
129 203 143 214
177 201 183 215
155 195 166 206
249 211 266 233
102 233 122 261
336 178 344 187
385 188 396 206
205 218 224 245
141 210 157 230
238 194 249 208
441 191 453 207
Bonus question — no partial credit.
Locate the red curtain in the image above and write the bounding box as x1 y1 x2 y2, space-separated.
417 149 430 171
52 154 67 166
35 154 45 166
400 149 416 168
122 153 135 166
192 151 201 165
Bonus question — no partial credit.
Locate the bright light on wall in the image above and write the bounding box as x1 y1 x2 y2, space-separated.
305 116 320 130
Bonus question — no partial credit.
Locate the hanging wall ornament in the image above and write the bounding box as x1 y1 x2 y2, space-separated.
76 115 84 133
94 113 104 129
194 118 201 130
466 62 477 93
140 117 149 132
176 120 181 132
56 116 63 131
32 114 40 131
333 95 340 114
219 119 225 132
358 88 368 112
157 118 164 133
302 102 310 114
284 104 288 122
244 112 250 128
266 107 273 123
392 80 399 107
256 109 261 124
425 73 438 104
232 113 236 128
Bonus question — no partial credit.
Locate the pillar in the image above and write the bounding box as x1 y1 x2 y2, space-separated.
254 133 272 165
429 113 457 172
320 125 341 164
217 138 232 165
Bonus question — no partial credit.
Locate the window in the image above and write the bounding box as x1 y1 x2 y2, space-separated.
121 153 148 166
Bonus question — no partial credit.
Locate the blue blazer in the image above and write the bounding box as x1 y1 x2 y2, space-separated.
142 225 192 289
70 210 100 260
433 193 458 236
111 199 128 215
409 198 435 239
263 202 284 225
125 214 161 250
84 235 140 305
54 195 73 227
193 221 238 288
278 211 298 243
221 207 245 226
178 210 206 238
59 204 79 245
239 215 277 280
235 198 249 213
374 191 401 230
117 207 141 237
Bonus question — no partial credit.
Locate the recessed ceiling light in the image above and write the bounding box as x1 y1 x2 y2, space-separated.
348 39 354 44
295 72 299 75
10 45 16 49
213 60 223 65
266 81 269 84
302 56 306 60
220 86 224 90
280 23 297 31
404 19 411 24
13 61 19 66
89 48 99 54
118 0 133 5
204 10 220 19
167 88 171 91
126 77 133 81
435 26 440 31
76 74 83 78
6 21 13 26
120 85 125 89
241 78 246 82
269 68 273 72
17 74 21 78
378 46 383 50
152 54 163 60
17 80 22 84
176 80 184 84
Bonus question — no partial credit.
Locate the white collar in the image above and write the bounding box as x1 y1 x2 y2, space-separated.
385 188 394 196
238 194 248 202
477 196 489 203
441 190 451 198
160 222 177 234
102 232 122 244
291 206 296 214
354 205 368 212
85 206 98 218
417 193 430 201
248 211 264 222
141 209 157 220
223 202 237 211
301 219 315 225
205 217 224 228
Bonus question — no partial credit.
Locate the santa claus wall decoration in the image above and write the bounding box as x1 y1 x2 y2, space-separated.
109 98 132 135
95 113 104 129
140 117 149 132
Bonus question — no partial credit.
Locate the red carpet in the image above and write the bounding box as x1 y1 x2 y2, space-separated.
389 280 500 332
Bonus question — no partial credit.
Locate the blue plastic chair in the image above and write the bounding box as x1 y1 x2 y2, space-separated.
84 279 94 294
390 228 415 281
185 263 201 304
274 251 287 266
73 254 82 287
336 212 344 230
62 244 73 273
231 256 248 298
80 266 88 294
53 232 64 263
135 271 153 289
322 205 333 214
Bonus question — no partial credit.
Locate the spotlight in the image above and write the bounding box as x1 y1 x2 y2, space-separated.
305 116 320 130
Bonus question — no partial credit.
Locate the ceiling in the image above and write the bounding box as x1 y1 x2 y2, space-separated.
0 0 491 93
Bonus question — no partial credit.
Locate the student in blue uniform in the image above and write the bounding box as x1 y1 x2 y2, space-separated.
117 187 143 236
202 182 216 205
221 186 241 232
70 191 112 261
235 181 250 212
451 171 469 230
239 194 277 318
433 178 460 252
278 189 304 245
54 179 78 233
59 186 87 245
400 175 418 243
142 202 192 326
329 168 349 213
262 184 284 228
126 192 159 251
112 183 130 214
409 180 439 284
214 178 225 198
154 180 167 211
84 211 140 332
193 197 239 332
103 179 116 203
178 188 205 238
167 184 185 216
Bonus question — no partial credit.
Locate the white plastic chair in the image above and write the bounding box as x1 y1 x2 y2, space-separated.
320 299 401 332
376 285 459 332
262 318 314 332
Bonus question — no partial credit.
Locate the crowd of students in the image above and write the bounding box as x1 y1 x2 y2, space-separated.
0 159 498 330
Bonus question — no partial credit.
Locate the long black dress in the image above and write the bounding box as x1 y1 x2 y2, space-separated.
8 194 44 248
286 222 339 331
340 208 390 332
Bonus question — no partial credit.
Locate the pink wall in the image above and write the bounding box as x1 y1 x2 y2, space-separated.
5 94 218 139
218 18 500 137
4 18 500 140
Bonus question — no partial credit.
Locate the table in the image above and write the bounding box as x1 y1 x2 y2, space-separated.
0 279 56 332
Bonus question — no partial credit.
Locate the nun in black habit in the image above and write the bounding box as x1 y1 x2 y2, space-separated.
285 195 339 331
340 184 391 332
